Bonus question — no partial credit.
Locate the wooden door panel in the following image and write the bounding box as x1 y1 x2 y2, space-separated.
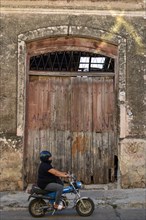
70 77 92 183
25 75 115 184
92 77 115 183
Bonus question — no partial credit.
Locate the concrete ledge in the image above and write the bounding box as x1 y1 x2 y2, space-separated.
1 1 144 11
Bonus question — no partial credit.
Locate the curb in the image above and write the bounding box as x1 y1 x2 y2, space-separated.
1 188 146 211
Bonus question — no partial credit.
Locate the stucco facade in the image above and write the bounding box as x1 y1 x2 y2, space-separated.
0 0 146 190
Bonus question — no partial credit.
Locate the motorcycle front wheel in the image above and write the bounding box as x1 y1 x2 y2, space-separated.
76 198 95 216
28 198 47 217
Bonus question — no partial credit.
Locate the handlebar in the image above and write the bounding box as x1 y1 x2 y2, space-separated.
67 172 77 181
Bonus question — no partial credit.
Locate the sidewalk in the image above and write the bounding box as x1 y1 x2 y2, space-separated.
0 185 146 210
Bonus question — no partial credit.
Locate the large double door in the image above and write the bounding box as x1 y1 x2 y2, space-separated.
24 75 116 184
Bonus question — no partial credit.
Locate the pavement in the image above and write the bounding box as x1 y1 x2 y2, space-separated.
0 184 146 211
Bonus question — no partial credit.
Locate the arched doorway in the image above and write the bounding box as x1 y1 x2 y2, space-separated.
24 36 118 185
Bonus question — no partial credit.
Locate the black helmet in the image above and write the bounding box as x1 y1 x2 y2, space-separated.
40 150 52 162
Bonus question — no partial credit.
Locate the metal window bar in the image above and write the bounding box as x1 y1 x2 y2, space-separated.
29 51 115 72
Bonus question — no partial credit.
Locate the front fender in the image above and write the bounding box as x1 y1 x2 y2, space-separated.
76 197 90 204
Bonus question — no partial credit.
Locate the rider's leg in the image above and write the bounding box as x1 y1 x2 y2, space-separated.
44 183 64 208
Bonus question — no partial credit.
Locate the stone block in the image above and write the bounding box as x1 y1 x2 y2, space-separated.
119 139 146 188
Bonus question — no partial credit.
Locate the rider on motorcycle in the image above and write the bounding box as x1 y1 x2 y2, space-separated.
37 150 70 210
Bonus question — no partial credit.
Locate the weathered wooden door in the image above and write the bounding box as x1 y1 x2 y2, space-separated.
25 74 116 184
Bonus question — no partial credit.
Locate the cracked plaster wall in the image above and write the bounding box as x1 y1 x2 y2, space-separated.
0 134 23 191
0 6 145 190
1 0 144 10
119 139 146 188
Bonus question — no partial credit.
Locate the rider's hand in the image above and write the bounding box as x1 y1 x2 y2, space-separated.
64 173 70 178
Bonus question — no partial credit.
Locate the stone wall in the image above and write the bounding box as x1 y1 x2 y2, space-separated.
0 134 23 190
119 139 146 188
0 1 145 190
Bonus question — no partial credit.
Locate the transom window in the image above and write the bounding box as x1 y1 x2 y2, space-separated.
29 51 114 72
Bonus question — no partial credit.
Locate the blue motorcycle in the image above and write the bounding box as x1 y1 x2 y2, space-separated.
28 174 95 217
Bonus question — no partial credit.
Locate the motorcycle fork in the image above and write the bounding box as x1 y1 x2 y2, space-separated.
79 198 86 208
74 193 87 209
52 209 56 215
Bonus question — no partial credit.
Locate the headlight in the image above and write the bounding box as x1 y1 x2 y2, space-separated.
76 181 84 189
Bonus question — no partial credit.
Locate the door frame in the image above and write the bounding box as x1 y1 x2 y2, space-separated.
17 26 127 188
24 36 118 185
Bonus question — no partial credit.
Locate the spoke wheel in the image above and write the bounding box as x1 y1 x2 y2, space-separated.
76 198 95 216
28 199 46 217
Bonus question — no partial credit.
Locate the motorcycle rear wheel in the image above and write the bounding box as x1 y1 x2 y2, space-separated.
76 198 95 216
28 198 47 217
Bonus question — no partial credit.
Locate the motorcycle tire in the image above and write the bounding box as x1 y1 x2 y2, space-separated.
76 198 95 217
28 198 47 217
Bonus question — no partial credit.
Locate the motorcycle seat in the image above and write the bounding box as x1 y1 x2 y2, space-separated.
29 184 48 195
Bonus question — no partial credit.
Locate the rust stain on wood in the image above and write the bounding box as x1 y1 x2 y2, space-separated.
72 135 87 157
